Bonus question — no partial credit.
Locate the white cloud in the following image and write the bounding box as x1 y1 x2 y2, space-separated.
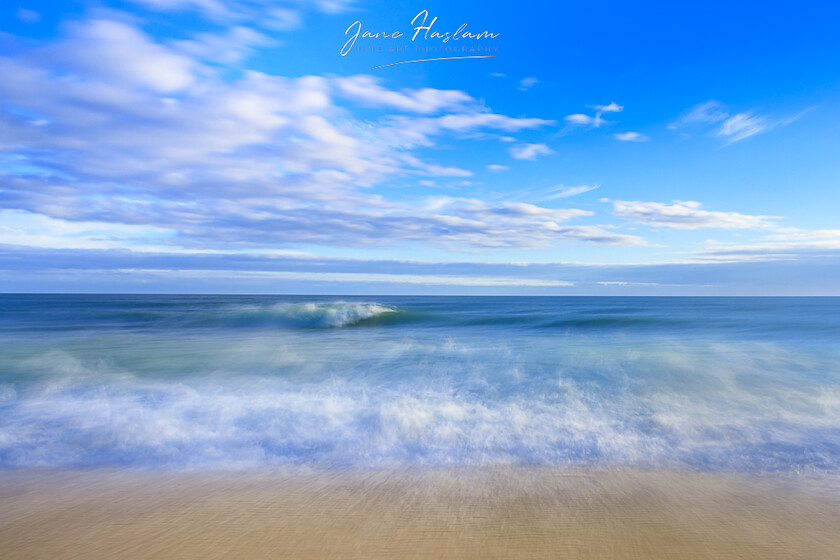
670 100 729 128
47 19 198 93
263 7 302 30
126 0 355 26
0 209 175 250
368 196 644 248
0 16 642 255
312 0 356 13
413 113 554 133
503 184 599 203
175 26 274 64
486 164 509 172
128 0 228 13
110 268 574 287
696 228 840 261
670 100 802 144
518 77 538 91
596 281 660 287
564 101 622 128
381 113 554 148
613 131 649 142
609 200 775 229
334 75 474 113
717 112 766 142
563 101 624 128
509 143 554 160
0 21 535 187
564 113 595 125
540 185 599 199
765 228 840 241
591 102 623 113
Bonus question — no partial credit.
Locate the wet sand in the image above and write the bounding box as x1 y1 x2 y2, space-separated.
1 467 838 559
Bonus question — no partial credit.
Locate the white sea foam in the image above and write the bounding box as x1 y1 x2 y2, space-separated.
0 385 15 402
228 302 398 328
1 302 839 475
1 341 838 473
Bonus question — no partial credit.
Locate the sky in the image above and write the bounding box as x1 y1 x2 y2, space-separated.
0 0 839 294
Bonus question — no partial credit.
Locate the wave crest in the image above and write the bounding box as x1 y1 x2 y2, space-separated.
230 302 398 328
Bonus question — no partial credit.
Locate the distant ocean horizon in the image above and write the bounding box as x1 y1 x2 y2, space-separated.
1 294 839 476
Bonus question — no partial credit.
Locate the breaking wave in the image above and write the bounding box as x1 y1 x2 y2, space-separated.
225 302 400 328
1 339 839 474
2 295 840 474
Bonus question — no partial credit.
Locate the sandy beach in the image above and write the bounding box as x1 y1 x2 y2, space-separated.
2 468 838 559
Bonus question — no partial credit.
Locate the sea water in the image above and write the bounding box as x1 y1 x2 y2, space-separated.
0 295 838 474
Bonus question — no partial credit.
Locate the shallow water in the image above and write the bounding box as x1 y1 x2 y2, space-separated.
1 295 839 474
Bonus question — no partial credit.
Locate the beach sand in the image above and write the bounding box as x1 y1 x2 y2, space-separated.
1 467 838 559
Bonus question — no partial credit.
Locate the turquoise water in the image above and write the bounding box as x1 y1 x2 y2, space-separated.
1 295 839 473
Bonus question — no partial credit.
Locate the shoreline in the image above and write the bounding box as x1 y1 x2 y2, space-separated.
2 467 839 559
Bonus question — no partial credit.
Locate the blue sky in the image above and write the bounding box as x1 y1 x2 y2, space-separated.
0 0 839 294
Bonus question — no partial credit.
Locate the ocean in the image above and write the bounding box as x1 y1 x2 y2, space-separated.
1 295 839 475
